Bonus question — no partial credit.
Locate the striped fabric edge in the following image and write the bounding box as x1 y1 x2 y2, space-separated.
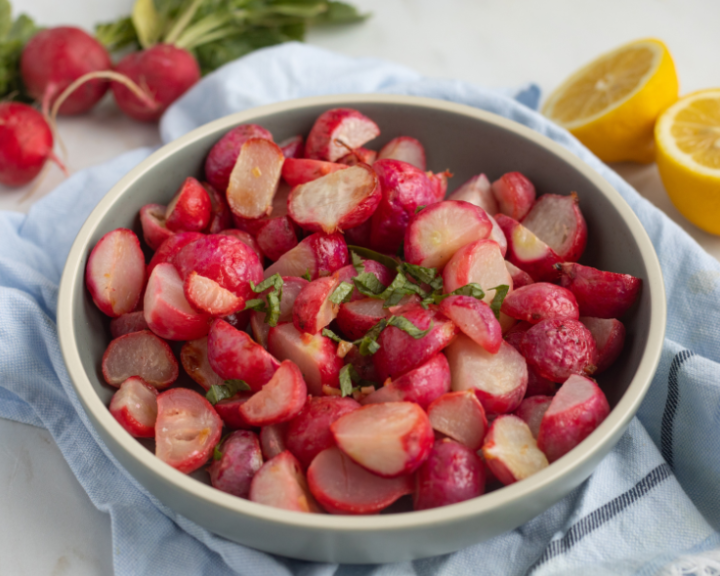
661 349 695 469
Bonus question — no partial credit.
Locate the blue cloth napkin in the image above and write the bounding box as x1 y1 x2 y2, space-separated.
2 42 720 575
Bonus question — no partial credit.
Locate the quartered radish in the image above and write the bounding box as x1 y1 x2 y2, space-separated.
427 390 488 451
260 423 289 460
491 172 536 220
427 170 451 202
147 231 204 276
414 439 485 510
526 366 558 397
488 215 508 257
218 229 263 262
521 193 587 262
446 336 528 414
165 177 212 233
155 388 222 474
288 164 380 233
439 295 502 354
249 451 322 513
331 402 434 477
204 183 233 234
335 260 395 302
281 158 348 187
207 319 279 391
226 138 284 219
482 415 548 485
102 330 179 388
180 337 224 391
442 238 513 304
337 147 377 166
109 377 159 438
184 272 245 316
580 317 626 373
500 283 579 324
278 135 304 159
251 276 308 348
205 124 273 193
264 232 349 280
110 311 149 338
86 228 146 317
505 261 534 289
238 357 303 424
293 276 342 334
214 392 254 430
308 447 413 514
305 108 380 162
377 136 426 170
285 396 361 469
447 174 498 215
537 374 610 462
514 395 553 438
495 214 562 282
208 430 263 498
336 298 388 341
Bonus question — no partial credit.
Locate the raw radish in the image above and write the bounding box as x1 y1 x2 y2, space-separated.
205 124 274 193
109 377 159 438
491 172 536 220
139 204 174 251
227 138 285 220
208 430 263 498
110 311 150 338
293 276 341 334
264 232 349 280
439 295 502 354
558 263 642 319
427 391 488 451
514 395 553 438
442 238 513 304
112 44 200 122
521 193 587 262
155 388 222 474
249 450 322 513
331 402 434 477
165 177 212 233
102 330 179 388
86 229 146 317
21 27 111 115
495 214 562 282
537 374 610 462
260 423 289 460
146 231 204 277
377 136 426 170
500 283 579 324
281 158 348 187
305 108 380 161
580 317 626 373
447 174 498 215
180 337 224 391
307 447 413 514
482 415 548 485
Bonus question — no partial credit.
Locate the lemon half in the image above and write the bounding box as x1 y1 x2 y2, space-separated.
543 38 679 163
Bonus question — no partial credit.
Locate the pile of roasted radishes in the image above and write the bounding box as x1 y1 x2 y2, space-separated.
86 107 641 514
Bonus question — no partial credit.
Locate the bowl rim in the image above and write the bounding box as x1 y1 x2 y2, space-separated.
57 93 666 533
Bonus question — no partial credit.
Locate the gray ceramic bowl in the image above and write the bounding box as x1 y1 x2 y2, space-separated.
57 94 666 564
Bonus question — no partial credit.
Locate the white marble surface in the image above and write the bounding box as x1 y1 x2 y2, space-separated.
2 0 720 573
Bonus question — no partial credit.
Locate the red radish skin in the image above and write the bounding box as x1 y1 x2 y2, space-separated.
504 321 533 351
427 391 488 451
442 239 513 304
165 177 212 233
336 298 388 341
537 374 610 462
488 215 508 258
526 366 559 397
404 201 493 269
482 415 548 485
491 172 536 220
505 261 534 289
21 27 111 115
249 451 322 513
155 388 222 474
218 229 263 262
501 283 579 324
447 174 498 215
369 159 439 254
377 136 426 170
139 204 175 252
110 311 150 338
305 108 380 162
335 261 395 302
414 439 485 510
208 430 263 498
255 217 298 262
308 447 413 515
285 396 361 469
86 229 146 318
427 170 451 202
264 232 349 280
147 232 204 277
112 44 200 122
184 272 245 316
337 147 378 166
373 303 458 382
580 317 626 373
331 402 434 478
514 395 553 438
288 164 381 234
344 218 372 249
495 214 563 282
144 263 212 340
180 337 224 391
109 377 159 438
260 423 289 460
558 263 642 319
222 309 251 331
214 392 254 430
205 124 273 193
362 353 451 410
279 135 304 159
207 319 280 391
267 323 344 395
203 183 233 234
227 138 285 219
446 336 528 414
293 276 341 334
102 330 179 388
520 319 599 383
439 295 502 354
521 193 587 262
251 276 308 348
281 158 348 187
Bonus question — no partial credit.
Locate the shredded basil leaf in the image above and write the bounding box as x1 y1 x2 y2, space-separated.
401 262 443 291
489 284 510 319
206 379 251 405
350 251 365 274
213 443 223 461
301 269 312 281
414 205 427 214
330 281 355 304
251 274 283 294
356 318 388 356
348 246 399 272
322 327 347 344
386 315 433 339
339 364 354 397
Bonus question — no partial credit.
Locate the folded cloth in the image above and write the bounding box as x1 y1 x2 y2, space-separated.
1 42 720 576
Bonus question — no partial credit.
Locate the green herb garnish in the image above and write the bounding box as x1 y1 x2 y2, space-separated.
205 379 251 405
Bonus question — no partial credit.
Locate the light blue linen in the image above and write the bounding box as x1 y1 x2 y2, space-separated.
1 42 720 575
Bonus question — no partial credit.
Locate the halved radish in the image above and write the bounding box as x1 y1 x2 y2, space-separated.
414 439 485 510
521 193 587 262
427 170 451 202
495 214 562 282
504 320 532 351
165 176 212 233
218 228 263 262
204 124 273 193
526 366 558 397
305 108 380 162
110 311 149 338
439 295 502 354
488 215 508 257
447 174 498 215
307 447 413 514
427 390 488 451
501 283 579 324
446 336 527 414
139 204 174 251
86 228 146 317
505 261 534 289
537 374 610 462
227 138 284 220
207 318 279 391
293 275 341 334
338 147 378 166
491 172 536 220
377 136 426 170
184 272 245 316
214 392 254 430
281 158 348 187
109 376 159 438
203 182 233 234
237 360 307 426
102 330 179 388
264 232 348 280
482 415 548 485
278 134 304 159
288 164 380 234
442 238 513 304
155 388 223 474
336 298 388 341
580 317 626 373
285 396 361 469
514 395 553 439
249 451 322 513
267 323 343 395
143 263 212 341
335 260 395 302
251 276 308 348
147 231 204 277
403 200 492 269
208 430 263 498
260 423 288 460
180 337 224 391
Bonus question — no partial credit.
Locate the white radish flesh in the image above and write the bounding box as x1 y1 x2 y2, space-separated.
427 391 488 451
109 376 159 438
482 415 548 485
238 360 308 426
249 451 322 513
377 136 426 170
227 138 284 219
521 193 587 262
102 330 179 388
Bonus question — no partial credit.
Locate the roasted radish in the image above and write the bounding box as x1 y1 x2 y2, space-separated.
208 430 263 498
558 263 642 319
495 214 563 282
292 276 341 335
260 423 289 460
109 377 159 438
180 337 224 391
447 174 498 215
514 395 552 438
281 158 348 187
439 295 502 354
500 283 579 324
377 136 426 170
491 172 536 220
482 415 548 485
305 108 380 162
102 330 178 388
139 204 174 251
521 193 587 262
427 391 488 451
443 239 513 304
249 451 322 513
205 124 273 193
110 311 149 338
264 232 348 280
146 232 204 277
165 177 212 233
580 317 626 373
336 298 388 341
226 138 284 220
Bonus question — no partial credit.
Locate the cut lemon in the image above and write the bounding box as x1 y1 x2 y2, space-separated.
655 89 720 234
542 38 679 163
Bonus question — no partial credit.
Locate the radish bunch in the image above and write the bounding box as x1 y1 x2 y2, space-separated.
86 107 641 514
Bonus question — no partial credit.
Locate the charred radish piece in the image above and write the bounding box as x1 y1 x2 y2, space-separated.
264 233 349 280
521 193 587 262
102 330 179 388
165 177 212 233
205 124 273 193
208 430 263 498
580 317 626 373
447 174 498 215
249 450 322 513
281 158 348 187
439 295 502 354
227 138 284 220
443 239 513 304
377 136 426 170
514 395 553 438
147 232 204 276
491 172 536 220
305 108 380 162
180 337 224 391
109 377 159 438
482 415 548 485
110 311 150 338
501 283 579 324
495 214 562 282
427 391 488 451
558 263 642 319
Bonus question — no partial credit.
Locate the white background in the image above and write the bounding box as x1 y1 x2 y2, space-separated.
2 0 720 573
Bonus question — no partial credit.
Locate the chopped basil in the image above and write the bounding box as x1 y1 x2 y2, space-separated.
247 274 284 326
301 269 312 281
205 379 251 405
348 246 399 272
489 284 510 319
356 318 388 356
339 364 354 397
330 281 355 304
387 315 433 339
401 262 443 291
322 327 347 344
213 443 223 461
414 205 427 214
